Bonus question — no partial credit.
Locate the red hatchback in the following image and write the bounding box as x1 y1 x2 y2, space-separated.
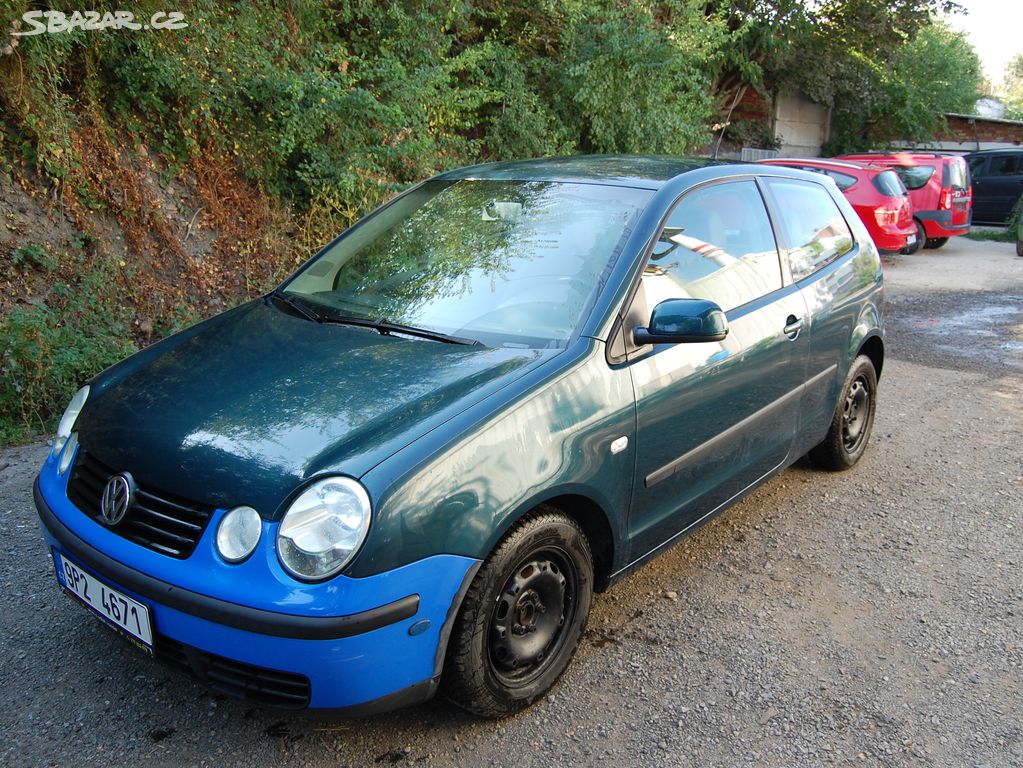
759 158 916 252
836 153 972 252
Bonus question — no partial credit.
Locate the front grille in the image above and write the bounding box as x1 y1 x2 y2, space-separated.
66 451 214 559
156 634 311 709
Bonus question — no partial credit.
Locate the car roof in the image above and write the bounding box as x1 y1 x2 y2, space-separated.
432 155 735 189
762 158 894 174
839 152 964 166
965 147 1023 156
765 158 864 170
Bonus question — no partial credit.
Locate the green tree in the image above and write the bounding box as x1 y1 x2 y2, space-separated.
561 0 724 154
1002 54 1023 119
822 20 983 152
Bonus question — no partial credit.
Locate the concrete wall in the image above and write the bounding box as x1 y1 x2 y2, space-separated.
773 91 829 157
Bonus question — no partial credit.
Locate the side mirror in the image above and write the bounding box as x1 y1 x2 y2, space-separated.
633 298 729 345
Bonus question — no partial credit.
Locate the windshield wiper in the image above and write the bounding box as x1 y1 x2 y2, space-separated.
320 312 483 346
373 320 484 346
268 290 322 324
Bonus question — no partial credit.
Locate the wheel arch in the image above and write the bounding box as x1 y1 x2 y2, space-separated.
489 491 618 593
848 292 885 383
857 333 885 381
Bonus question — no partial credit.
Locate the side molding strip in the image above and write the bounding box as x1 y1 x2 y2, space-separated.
644 364 838 489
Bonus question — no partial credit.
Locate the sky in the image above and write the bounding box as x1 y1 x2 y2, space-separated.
943 0 1021 86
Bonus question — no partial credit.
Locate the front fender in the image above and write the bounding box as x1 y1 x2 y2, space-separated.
351 339 635 577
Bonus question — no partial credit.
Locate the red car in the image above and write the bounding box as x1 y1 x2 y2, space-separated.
836 153 972 253
759 158 916 253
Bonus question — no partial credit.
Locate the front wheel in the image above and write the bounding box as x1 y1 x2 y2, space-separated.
924 236 949 249
809 355 878 471
443 511 593 718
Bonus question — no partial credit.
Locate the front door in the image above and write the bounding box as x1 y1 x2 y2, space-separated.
972 153 1023 224
624 179 810 559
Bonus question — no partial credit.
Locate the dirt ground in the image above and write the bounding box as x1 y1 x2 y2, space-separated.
1 236 1020 767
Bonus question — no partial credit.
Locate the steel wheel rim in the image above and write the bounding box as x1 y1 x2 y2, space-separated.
488 547 578 687
842 376 870 453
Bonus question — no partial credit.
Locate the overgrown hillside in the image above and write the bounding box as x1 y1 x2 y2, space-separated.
0 0 979 443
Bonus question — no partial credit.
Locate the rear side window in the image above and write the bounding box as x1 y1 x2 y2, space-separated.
644 180 782 312
893 165 934 190
766 179 854 281
789 166 857 191
872 170 906 197
823 170 857 191
945 159 969 189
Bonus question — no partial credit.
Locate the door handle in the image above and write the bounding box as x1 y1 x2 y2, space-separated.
783 315 804 338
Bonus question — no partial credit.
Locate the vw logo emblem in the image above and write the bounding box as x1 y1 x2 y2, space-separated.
100 473 134 526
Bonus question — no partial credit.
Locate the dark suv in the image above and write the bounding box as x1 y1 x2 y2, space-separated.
966 148 1023 226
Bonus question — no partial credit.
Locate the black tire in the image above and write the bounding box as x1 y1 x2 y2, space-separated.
1015 236 1022 257
901 220 925 255
809 355 878 471
442 510 593 718
924 236 949 250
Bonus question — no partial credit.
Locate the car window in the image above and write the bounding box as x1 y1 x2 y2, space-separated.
872 170 906 198
892 165 934 190
786 165 857 191
284 180 652 348
642 180 782 312
824 170 857 190
766 179 854 281
968 155 988 177
989 155 1021 175
946 159 969 189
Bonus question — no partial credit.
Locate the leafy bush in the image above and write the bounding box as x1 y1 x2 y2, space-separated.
0 0 984 445
561 3 719 154
10 243 56 272
0 261 136 443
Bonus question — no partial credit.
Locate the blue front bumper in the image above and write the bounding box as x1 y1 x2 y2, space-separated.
34 452 480 713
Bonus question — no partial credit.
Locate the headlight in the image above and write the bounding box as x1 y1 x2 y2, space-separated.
216 506 262 563
276 477 371 581
52 385 90 457
57 432 78 476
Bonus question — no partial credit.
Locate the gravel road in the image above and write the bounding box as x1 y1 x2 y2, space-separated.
2 237 1021 768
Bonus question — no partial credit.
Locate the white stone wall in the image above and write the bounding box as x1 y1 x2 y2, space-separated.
773 91 830 157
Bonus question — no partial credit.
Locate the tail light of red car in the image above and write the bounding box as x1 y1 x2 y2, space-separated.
874 205 902 227
939 188 953 210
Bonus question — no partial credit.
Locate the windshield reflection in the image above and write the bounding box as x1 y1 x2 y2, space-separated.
284 180 651 348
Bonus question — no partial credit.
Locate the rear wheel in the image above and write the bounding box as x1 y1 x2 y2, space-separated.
901 220 925 255
924 236 949 249
809 355 878 471
443 510 593 718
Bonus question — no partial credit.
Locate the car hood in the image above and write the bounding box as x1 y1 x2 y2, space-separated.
76 300 552 516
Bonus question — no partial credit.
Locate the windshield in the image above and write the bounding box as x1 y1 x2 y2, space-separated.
283 180 652 348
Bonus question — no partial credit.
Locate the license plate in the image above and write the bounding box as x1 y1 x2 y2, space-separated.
906 234 917 245
55 551 154 652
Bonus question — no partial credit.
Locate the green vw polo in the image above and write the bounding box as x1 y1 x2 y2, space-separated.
35 156 884 718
